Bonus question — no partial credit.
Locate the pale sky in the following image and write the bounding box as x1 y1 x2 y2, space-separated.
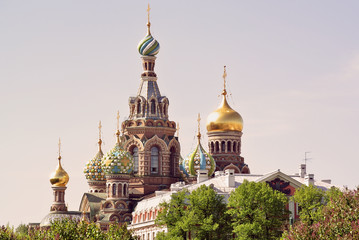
1 1 358 227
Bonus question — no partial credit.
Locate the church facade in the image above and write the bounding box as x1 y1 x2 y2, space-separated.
39 7 336 240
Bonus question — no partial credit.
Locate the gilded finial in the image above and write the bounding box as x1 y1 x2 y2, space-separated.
222 66 227 96
197 113 201 140
147 4 151 35
58 138 62 160
116 111 120 143
176 122 180 138
98 121 103 150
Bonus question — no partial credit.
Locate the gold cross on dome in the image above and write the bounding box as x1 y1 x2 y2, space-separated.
116 111 120 131
223 65 227 90
58 138 61 158
147 4 151 24
98 121 102 139
176 122 180 138
197 113 201 135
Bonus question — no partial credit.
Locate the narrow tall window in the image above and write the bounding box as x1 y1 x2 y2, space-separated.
151 147 159 174
215 142 219 152
233 142 237 153
170 147 176 176
133 147 139 173
112 183 116 197
221 141 225 153
123 184 127 197
137 100 141 114
151 99 156 114
211 142 214 153
118 184 122 197
227 141 232 152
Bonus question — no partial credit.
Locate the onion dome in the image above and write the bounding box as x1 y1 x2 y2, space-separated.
84 139 105 181
137 6 160 56
138 33 160 56
206 67 243 133
182 114 216 176
50 156 69 187
102 131 134 175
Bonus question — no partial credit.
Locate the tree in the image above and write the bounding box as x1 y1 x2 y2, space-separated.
292 184 325 224
156 188 189 239
227 180 289 240
156 185 232 240
282 189 359 240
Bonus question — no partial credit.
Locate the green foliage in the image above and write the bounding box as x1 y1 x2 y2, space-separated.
227 180 289 240
292 185 325 224
15 224 28 237
1 220 137 240
156 185 231 240
283 189 359 239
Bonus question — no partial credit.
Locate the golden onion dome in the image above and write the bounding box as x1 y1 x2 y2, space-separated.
206 90 243 133
50 156 69 187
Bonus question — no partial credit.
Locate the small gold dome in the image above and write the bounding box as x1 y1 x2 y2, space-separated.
50 156 69 187
206 91 243 132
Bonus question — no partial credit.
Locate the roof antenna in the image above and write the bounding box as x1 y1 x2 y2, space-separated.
304 151 311 165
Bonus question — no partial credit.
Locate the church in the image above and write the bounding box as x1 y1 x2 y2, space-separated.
39 6 336 239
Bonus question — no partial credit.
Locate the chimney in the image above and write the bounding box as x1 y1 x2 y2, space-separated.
305 174 314 186
322 179 331 184
300 164 306 178
225 169 235 188
197 170 209 183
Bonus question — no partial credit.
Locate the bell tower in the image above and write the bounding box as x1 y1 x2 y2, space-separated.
122 5 181 197
206 66 250 173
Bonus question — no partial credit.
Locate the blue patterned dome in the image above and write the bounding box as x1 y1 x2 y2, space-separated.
138 34 160 56
102 135 134 175
137 22 160 56
84 139 105 181
182 140 215 177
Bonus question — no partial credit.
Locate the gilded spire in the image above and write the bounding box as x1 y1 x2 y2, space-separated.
98 121 103 151
50 138 69 187
222 65 227 96
58 138 62 161
116 111 120 143
197 113 201 141
176 122 180 138
147 4 151 35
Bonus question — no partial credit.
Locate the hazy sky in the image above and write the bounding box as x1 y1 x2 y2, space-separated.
1 1 358 227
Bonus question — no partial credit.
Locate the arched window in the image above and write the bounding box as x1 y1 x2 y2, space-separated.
227 141 231 152
112 183 116 197
170 147 176 176
123 184 127 197
151 147 159 174
107 184 110 195
133 147 139 173
163 104 167 116
233 142 236 153
137 100 141 114
215 142 219 152
118 184 122 197
221 141 225 153
210 142 214 153
151 99 156 114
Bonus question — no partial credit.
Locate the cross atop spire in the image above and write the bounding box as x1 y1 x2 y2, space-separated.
176 122 180 138
116 111 120 143
197 113 201 140
98 121 102 140
222 65 227 96
58 138 62 160
98 121 103 151
147 4 151 34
